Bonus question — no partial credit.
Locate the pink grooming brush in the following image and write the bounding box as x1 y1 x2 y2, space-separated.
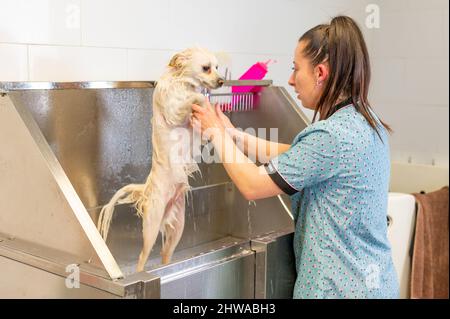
232 59 275 94
212 59 276 112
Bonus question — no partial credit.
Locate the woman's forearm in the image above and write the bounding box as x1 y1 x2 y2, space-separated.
190 101 287 199
227 128 290 163
210 129 264 199
209 128 285 200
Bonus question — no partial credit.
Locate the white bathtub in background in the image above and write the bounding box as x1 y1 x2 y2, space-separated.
387 193 417 299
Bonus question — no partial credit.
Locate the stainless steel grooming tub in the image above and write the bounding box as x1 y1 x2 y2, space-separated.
0 80 310 298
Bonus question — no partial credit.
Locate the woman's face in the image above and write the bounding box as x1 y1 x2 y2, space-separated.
288 41 326 110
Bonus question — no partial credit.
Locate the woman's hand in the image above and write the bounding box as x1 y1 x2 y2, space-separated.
215 103 235 130
191 98 232 140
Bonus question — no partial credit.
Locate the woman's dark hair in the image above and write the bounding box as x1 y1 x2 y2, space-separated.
299 16 392 139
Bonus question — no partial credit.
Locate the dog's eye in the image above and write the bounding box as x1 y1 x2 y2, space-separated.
215 65 219 70
202 66 210 72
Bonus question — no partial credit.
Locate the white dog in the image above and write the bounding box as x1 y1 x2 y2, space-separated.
98 47 224 272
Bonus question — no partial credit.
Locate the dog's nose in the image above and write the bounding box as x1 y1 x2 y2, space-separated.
217 78 225 87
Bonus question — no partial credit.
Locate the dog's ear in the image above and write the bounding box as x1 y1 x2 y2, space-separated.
168 53 187 70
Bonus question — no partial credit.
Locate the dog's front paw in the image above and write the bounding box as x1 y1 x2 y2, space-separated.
190 93 207 107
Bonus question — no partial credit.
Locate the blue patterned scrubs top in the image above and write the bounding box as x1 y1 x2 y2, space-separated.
265 103 399 299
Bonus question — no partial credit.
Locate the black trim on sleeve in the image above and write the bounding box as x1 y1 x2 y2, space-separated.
264 162 298 195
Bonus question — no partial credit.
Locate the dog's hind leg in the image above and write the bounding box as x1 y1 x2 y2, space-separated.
161 187 187 265
136 196 166 272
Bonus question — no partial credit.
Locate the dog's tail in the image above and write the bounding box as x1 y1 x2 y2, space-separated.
97 183 146 240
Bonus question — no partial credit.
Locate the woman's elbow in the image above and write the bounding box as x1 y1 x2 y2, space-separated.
241 189 261 201
239 181 283 201
242 192 255 201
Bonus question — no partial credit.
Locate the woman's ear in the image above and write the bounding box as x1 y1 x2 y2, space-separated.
168 53 187 70
315 63 329 86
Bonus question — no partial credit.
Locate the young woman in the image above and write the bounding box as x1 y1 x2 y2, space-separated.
191 16 399 299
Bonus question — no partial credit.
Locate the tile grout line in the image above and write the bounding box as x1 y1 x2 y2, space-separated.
0 41 293 57
27 45 31 81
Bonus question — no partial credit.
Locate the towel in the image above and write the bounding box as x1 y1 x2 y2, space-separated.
411 186 449 299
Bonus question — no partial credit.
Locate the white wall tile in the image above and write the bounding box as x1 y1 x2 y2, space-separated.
0 43 28 81
81 0 170 49
376 0 409 12
434 158 449 168
370 11 409 59
390 150 411 164
407 0 449 12
0 0 80 45
370 0 449 166
435 106 449 162
167 0 332 55
377 103 448 166
29 45 127 81
403 58 449 106
444 11 449 57
127 49 175 80
403 11 446 59
370 57 407 104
